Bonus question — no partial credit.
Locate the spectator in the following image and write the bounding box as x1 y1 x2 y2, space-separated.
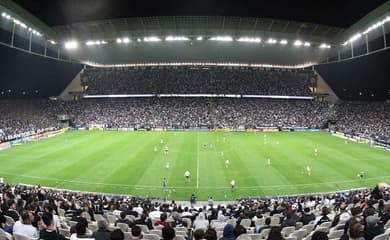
267 227 284 240
162 226 175 240
13 210 39 239
221 224 236 240
0 215 12 240
111 229 124 240
92 220 111 240
131 225 143 240
39 212 67 240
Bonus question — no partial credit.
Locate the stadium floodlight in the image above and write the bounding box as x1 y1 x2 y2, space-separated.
20 23 27 29
1 12 6 17
237 37 261 43
304 42 311 47
144 37 161 42
166 36 190 41
49 40 56 45
196 36 203 41
294 40 303 46
123 37 130 43
210 36 233 41
85 41 94 46
267 38 277 44
5 14 10 20
319 43 331 49
279 39 288 45
65 40 78 50
348 33 361 43
116 38 122 43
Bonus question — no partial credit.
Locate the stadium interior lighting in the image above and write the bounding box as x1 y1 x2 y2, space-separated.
137 38 142 42
210 36 233 41
116 38 122 43
122 37 130 43
1 12 6 17
85 40 107 46
48 40 56 45
319 43 331 49
196 36 203 41
165 36 190 41
279 40 288 45
144 37 161 42
349 33 362 43
64 40 78 49
85 41 94 46
294 40 303 46
304 42 311 47
237 37 261 43
267 38 277 44
344 16 390 45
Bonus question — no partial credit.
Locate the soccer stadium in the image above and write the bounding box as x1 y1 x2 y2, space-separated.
0 0 389 239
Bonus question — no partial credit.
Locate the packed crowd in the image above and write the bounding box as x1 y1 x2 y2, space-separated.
332 102 390 141
63 98 331 130
81 67 315 96
0 100 64 142
0 182 390 240
0 98 389 143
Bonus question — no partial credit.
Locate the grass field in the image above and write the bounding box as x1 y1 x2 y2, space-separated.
0 130 389 200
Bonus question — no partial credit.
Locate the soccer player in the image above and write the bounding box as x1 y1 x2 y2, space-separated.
162 177 167 191
164 146 169 154
221 151 224 157
359 171 365 180
267 158 271 166
306 166 311 176
166 162 170 169
184 170 190 182
230 179 235 191
154 146 158 152
160 139 164 144
314 148 318 157
225 159 230 168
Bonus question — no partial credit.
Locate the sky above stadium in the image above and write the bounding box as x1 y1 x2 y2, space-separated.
13 0 388 27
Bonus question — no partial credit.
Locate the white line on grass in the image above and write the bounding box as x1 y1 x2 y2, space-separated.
196 132 200 189
1 171 389 190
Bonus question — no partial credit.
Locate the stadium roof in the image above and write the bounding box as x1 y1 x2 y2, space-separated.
10 0 389 28
0 0 389 65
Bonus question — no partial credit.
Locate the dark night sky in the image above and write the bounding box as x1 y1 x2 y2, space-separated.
12 0 388 27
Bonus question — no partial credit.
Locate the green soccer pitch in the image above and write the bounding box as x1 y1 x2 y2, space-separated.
0 130 389 200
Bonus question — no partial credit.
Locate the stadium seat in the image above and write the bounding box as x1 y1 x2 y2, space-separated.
227 219 237 228
295 222 303 230
281 226 295 237
241 218 252 228
124 232 132 240
176 235 186 240
143 233 160 240
327 230 344 239
117 222 130 232
289 229 307 240
247 233 263 240
150 229 162 237
4 215 15 225
301 224 315 232
259 228 271 239
315 227 329 233
372 233 389 240
88 223 98 232
136 224 150 233
285 236 297 240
